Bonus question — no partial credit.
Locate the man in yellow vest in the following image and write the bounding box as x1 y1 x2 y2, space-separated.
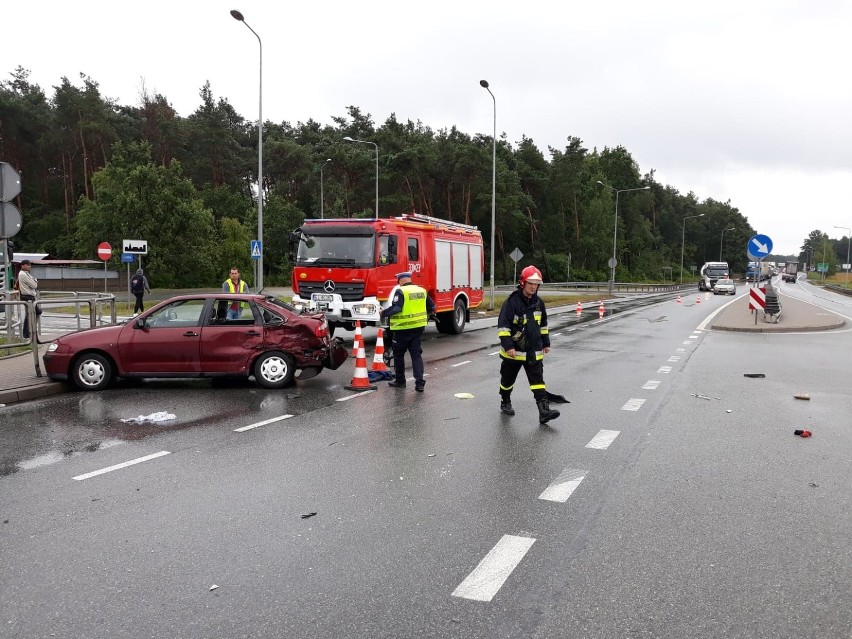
381 271 435 391
222 267 248 319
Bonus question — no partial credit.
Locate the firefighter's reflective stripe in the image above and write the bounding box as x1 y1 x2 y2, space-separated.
389 286 428 330
499 348 544 361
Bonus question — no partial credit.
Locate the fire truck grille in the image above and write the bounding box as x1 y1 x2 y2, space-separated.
298 282 366 302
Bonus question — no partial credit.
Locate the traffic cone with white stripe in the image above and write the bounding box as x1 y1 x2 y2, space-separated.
598 300 605 318
696 295 701 304
345 340 377 391
676 295 682 304
350 320 363 358
575 301 583 316
371 328 391 372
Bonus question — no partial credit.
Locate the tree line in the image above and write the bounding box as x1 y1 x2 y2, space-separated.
2 66 847 287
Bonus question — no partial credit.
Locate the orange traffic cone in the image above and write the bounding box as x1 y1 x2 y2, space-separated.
345 341 378 391
371 328 391 372
350 320 363 358
676 295 682 304
598 301 605 318
696 295 701 304
575 301 583 316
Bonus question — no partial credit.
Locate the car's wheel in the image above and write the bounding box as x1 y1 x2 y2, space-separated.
71 352 113 391
254 351 295 389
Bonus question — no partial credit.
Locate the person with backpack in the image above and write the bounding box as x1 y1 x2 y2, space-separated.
130 268 151 316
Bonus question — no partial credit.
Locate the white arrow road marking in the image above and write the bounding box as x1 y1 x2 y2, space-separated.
539 468 588 502
621 398 646 411
73 451 170 481
452 535 536 602
642 380 661 390
586 430 620 449
234 414 294 432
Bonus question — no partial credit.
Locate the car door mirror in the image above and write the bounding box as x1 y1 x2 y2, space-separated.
134 317 148 329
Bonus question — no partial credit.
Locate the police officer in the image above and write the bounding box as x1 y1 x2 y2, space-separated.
381 271 435 392
497 265 560 424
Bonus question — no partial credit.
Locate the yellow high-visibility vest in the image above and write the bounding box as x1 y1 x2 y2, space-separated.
389 285 428 331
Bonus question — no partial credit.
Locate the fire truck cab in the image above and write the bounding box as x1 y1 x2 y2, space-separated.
289 214 484 335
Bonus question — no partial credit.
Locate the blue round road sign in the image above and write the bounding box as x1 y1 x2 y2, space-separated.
747 234 773 261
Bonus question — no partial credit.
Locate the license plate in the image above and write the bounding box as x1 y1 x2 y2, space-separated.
312 294 334 302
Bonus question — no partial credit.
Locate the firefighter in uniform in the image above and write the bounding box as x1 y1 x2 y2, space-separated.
381 271 436 392
497 265 560 424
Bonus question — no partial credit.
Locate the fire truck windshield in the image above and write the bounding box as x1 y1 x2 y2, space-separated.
296 234 375 267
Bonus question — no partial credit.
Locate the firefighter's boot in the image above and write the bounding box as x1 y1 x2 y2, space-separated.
536 397 560 425
500 391 515 416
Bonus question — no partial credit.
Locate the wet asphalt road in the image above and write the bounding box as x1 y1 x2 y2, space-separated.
1 292 850 639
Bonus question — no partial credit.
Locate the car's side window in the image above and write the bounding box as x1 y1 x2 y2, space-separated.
209 298 258 325
146 299 206 328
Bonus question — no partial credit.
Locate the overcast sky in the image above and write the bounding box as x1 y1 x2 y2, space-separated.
5 0 851 256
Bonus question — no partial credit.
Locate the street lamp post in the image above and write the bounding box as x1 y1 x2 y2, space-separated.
596 181 650 292
719 226 735 261
833 225 851 288
343 137 378 220
479 80 497 310
680 213 705 284
230 9 264 291
319 158 331 219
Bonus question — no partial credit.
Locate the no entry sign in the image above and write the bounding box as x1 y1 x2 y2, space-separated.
97 242 112 261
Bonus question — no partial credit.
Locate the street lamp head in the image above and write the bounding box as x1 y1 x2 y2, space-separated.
343 136 354 142
479 80 489 88
230 9 245 21
642 186 650 190
596 180 604 185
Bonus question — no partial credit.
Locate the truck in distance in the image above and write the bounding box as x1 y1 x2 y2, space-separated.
698 261 730 291
782 261 799 283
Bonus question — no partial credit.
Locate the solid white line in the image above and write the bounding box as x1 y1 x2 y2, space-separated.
658 366 672 374
73 451 171 481
642 380 661 390
621 398 646 411
234 414 294 432
452 360 472 367
586 430 620 450
539 468 587 502
451 535 536 602
336 390 376 401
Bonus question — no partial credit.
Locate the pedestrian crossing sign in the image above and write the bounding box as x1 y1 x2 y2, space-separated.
251 240 262 260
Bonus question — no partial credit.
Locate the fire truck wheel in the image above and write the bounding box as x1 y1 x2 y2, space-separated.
437 298 466 334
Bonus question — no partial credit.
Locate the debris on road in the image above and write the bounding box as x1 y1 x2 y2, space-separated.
301 512 317 519
691 393 712 400
794 393 811 400
209 585 219 591
743 373 765 378
454 393 475 399
793 430 812 438
120 411 176 424
726 409 733 413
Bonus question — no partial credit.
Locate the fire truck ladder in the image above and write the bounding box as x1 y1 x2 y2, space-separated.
400 213 480 233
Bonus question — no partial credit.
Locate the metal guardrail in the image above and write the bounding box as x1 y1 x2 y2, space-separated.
825 284 852 297
496 282 687 293
1 291 118 376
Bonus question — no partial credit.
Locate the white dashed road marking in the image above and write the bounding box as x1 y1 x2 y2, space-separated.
539 468 588 502
642 380 661 390
452 535 536 602
73 451 171 481
657 366 672 374
336 390 377 401
667 355 681 362
586 430 620 450
452 360 472 367
621 398 646 411
234 414 294 432
676 348 685 352
683 341 693 345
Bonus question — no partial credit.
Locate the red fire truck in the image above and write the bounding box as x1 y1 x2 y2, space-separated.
289 214 484 335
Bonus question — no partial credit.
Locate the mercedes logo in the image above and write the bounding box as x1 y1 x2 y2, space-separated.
323 280 336 293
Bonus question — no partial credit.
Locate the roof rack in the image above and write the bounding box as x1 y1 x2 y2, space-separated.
398 213 480 232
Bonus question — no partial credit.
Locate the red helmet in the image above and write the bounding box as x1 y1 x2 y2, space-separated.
520 265 543 286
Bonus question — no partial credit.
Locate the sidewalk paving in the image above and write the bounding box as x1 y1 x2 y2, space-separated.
2 291 845 408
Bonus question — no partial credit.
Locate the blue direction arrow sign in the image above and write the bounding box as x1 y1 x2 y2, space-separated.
747 234 773 261
250 239 262 260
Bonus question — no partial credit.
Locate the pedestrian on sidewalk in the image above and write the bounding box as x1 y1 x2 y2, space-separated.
130 268 151 316
16 259 40 340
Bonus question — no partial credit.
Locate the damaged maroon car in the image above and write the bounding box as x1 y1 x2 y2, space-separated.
43 293 348 391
